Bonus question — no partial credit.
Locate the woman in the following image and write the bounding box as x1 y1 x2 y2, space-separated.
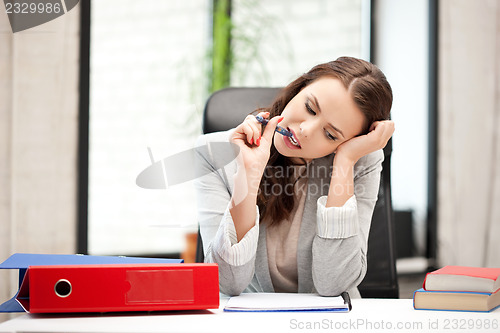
195 56 394 297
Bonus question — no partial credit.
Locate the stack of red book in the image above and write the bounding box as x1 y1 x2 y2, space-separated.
414 266 500 312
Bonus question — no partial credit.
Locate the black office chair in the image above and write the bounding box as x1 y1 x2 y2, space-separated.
196 87 399 298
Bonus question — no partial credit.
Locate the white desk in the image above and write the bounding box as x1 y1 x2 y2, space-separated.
0 298 498 333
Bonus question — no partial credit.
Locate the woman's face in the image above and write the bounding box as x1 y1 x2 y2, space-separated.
274 77 366 163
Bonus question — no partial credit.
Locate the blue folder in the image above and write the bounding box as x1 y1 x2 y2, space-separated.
0 253 183 312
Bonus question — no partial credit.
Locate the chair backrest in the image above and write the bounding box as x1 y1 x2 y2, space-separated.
197 87 399 298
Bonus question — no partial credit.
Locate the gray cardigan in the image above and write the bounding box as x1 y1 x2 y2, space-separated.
194 129 383 297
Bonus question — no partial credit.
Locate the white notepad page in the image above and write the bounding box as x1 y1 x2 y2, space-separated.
224 293 349 312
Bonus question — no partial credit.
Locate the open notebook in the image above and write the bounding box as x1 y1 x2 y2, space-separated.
224 292 351 312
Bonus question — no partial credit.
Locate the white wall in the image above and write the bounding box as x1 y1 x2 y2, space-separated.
0 5 80 322
437 0 500 267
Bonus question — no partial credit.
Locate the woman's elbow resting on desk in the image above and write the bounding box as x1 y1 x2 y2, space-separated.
219 283 245 296
313 261 367 297
218 272 252 296
312 239 367 297
212 251 255 296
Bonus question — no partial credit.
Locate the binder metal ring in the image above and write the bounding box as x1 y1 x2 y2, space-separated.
54 279 72 298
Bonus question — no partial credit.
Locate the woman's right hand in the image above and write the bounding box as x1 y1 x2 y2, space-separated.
230 111 283 178
229 112 281 240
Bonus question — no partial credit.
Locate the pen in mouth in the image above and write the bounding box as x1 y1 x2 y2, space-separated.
255 115 293 137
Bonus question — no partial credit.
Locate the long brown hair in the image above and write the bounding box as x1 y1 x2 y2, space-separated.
256 56 393 225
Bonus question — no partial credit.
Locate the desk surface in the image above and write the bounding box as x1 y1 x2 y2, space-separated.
0 298 499 333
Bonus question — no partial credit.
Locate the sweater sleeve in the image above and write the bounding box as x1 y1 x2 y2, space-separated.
311 150 384 296
194 133 259 296
211 203 260 266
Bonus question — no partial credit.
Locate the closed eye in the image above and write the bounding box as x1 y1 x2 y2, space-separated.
325 131 338 141
305 101 316 115
306 100 338 141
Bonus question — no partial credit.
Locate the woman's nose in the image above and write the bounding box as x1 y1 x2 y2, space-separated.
299 126 306 137
299 120 316 138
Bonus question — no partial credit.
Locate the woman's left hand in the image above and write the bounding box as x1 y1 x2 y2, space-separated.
335 120 395 165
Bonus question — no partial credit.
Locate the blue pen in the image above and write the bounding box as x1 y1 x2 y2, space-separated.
255 115 293 137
